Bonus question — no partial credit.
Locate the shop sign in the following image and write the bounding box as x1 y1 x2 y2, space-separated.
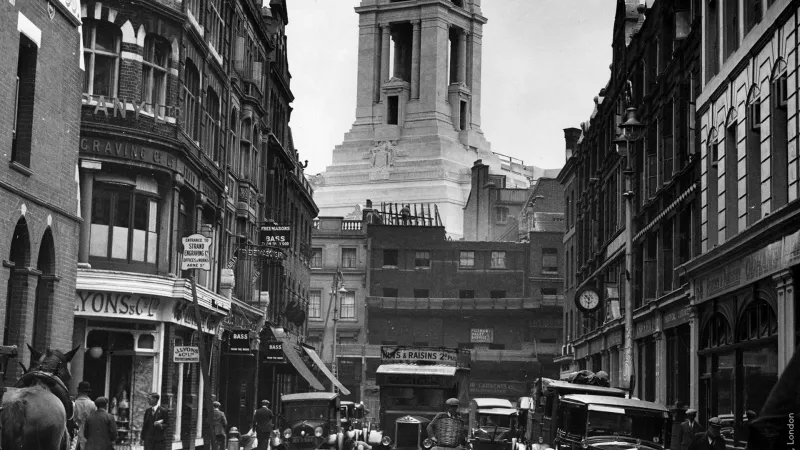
174 346 199 363
635 318 654 339
263 340 285 363
380 346 459 366
470 380 527 397
75 292 162 320
181 234 212 271
663 305 692 328
259 225 291 249
238 244 286 261
228 329 251 353
470 328 494 343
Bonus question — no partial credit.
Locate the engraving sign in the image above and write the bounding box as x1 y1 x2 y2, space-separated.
181 234 212 271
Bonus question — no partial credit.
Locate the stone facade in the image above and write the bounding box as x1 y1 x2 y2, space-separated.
310 0 557 239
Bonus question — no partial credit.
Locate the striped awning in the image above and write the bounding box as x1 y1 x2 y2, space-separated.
634 182 698 241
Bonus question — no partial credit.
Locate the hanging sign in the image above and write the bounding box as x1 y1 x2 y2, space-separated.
174 346 200 363
260 225 291 248
228 329 251 353
263 340 286 363
181 234 212 271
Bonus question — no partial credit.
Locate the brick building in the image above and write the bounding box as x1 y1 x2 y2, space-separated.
560 0 702 412
680 0 800 444
70 0 318 447
1 0 83 377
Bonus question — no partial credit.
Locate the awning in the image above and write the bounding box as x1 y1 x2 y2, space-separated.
376 364 458 376
282 342 325 391
634 182 698 242
301 346 351 395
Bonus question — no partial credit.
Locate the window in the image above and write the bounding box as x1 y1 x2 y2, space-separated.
414 251 430 268
311 248 322 268
459 100 467 130
413 289 429 298
383 249 398 267
228 108 238 172
207 0 224 53
309 290 321 318
186 0 203 24
83 21 120 97
340 291 355 319
542 248 558 273
723 0 740 60
490 290 505 299
724 123 738 238
239 119 252 179
383 288 398 298
495 207 508 224
90 188 159 264
387 95 399 125
745 98 762 224
182 59 201 142
771 72 789 208
706 0 719 81
459 251 475 268
11 34 37 168
141 35 169 116
490 251 506 269
203 88 221 162
542 287 558 297
744 0 762 35
459 290 475 299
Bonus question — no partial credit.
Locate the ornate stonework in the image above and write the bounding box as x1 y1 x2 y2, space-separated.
362 141 407 171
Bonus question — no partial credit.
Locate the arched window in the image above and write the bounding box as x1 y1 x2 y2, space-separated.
701 313 730 349
182 59 200 141
83 21 121 97
204 88 220 162
142 35 170 115
736 300 777 341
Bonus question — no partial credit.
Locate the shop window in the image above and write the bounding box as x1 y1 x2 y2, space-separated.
459 251 475 268
414 251 430 268
737 300 777 341
90 188 159 265
490 251 506 269
182 59 201 142
82 21 121 97
141 35 169 116
339 248 355 268
702 313 731 349
340 291 355 319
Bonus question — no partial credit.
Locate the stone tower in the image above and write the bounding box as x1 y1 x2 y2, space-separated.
310 0 545 238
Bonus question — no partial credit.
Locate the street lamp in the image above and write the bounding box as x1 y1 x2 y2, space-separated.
329 272 347 393
614 106 644 393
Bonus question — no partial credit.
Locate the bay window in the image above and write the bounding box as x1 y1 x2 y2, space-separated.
90 187 159 264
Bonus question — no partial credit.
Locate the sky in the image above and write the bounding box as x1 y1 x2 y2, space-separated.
286 0 616 175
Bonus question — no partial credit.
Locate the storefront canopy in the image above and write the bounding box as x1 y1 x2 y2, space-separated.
282 342 325 391
376 364 458 376
301 346 351 395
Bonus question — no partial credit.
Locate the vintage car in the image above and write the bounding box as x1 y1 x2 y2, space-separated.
467 398 521 450
515 397 534 446
551 394 670 450
341 401 370 442
271 392 344 450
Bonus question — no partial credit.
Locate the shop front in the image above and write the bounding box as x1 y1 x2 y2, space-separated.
74 269 229 449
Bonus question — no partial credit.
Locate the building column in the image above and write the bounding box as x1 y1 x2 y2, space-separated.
78 160 101 264
655 328 667 405
689 304 699 409
170 174 185 275
458 29 467 83
373 24 382 103
411 20 421 99
392 32 402 79
380 24 391 85
773 270 795 373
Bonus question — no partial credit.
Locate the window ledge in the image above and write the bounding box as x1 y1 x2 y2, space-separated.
414 266 431 270
382 265 398 269
9 161 33 177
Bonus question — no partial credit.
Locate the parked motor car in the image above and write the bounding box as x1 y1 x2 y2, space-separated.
467 398 521 450
551 394 670 450
341 401 371 445
271 392 344 450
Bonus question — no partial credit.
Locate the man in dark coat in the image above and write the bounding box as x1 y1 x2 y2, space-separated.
212 401 228 450
84 397 117 450
677 409 704 450
141 392 169 450
252 400 274 450
426 398 466 448
688 417 725 450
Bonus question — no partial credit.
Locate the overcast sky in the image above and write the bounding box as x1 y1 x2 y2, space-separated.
286 0 616 175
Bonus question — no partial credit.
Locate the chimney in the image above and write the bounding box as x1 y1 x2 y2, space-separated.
471 159 489 191
563 128 581 161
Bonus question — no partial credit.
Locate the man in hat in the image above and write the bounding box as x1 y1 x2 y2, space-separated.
212 401 228 450
688 417 725 450
83 397 117 450
677 409 704 450
252 400 274 450
426 398 465 448
73 381 97 450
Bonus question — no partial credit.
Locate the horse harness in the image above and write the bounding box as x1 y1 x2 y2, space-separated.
0 345 20 450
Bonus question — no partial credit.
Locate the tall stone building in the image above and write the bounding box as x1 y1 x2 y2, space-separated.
309 0 556 239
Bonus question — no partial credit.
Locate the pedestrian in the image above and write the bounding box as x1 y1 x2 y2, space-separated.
83 397 117 450
426 398 465 449
141 392 168 450
212 401 228 450
530 436 549 450
73 381 97 450
677 409 704 450
252 399 274 450
687 417 725 450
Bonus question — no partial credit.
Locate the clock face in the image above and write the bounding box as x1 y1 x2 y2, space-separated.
578 289 600 311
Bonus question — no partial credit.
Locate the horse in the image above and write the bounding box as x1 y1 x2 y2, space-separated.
1 345 80 450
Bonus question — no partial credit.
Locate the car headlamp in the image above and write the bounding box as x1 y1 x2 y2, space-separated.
283 428 292 439
381 436 392 446
422 438 433 449
315 427 324 438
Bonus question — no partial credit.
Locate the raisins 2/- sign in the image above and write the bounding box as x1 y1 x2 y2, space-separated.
380 346 458 366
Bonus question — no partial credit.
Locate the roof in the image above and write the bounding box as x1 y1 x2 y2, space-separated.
477 408 517 416
541 379 627 397
282 392 339 402
472 398 514 409
376 364 458 376
517 397 534 410
561 394 669 413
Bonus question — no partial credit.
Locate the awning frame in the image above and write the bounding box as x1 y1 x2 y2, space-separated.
301 345 351 395
282 342 325 391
